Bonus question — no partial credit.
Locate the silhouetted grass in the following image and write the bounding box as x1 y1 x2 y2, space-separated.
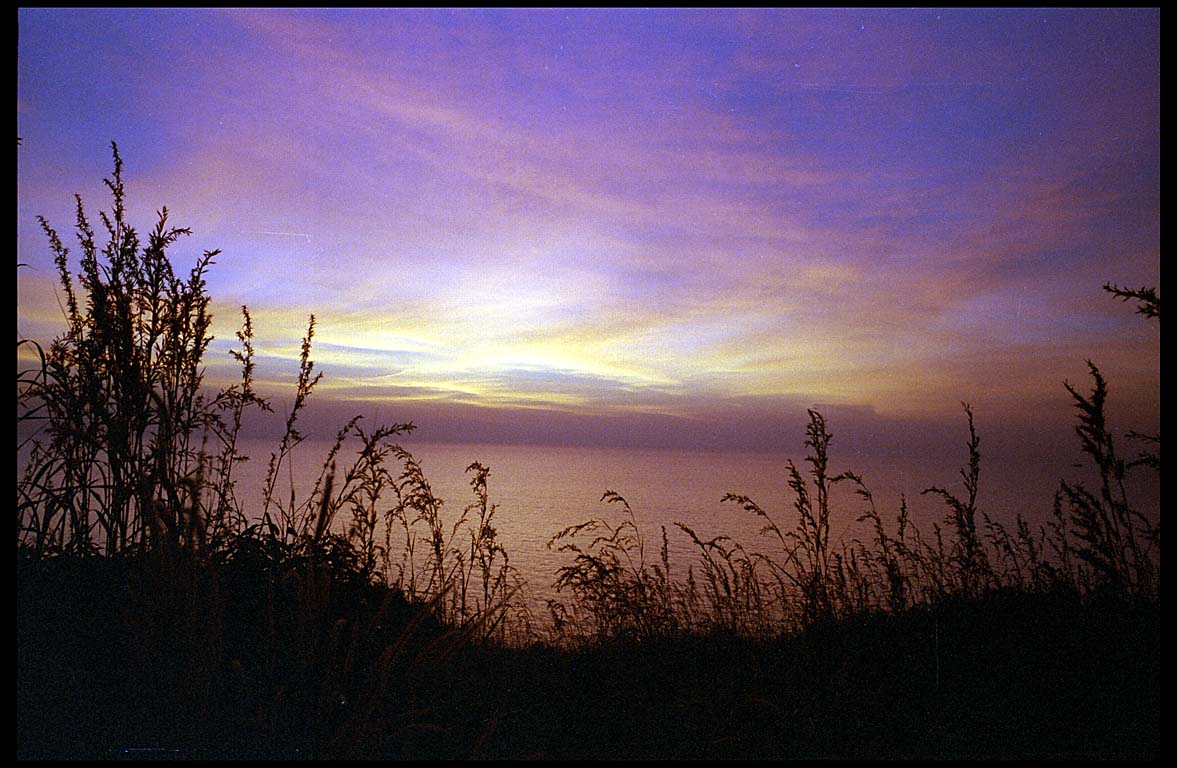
17 145 1159 759
545 376 1158 643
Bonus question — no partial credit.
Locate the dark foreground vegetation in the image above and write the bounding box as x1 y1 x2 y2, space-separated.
18 146 1160 759
16 551 1161 759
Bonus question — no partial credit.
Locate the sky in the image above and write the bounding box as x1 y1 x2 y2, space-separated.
16 8 1160 456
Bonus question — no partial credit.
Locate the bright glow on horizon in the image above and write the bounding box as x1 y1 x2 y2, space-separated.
17 8 1160 446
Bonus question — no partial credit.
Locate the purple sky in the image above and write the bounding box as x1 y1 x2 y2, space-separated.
17 8 1159 454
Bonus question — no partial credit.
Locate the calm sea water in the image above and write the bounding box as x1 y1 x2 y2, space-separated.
19 428 1158 620
227 436 1097 615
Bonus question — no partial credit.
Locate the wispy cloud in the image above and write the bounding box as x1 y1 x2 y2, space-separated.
17 8 1159 447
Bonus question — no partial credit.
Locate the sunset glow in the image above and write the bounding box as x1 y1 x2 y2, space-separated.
17 8 1159 448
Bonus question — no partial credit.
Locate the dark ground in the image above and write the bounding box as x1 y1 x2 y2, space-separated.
17 551 1159 760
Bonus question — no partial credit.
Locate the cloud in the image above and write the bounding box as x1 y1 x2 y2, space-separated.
17 8 1158 453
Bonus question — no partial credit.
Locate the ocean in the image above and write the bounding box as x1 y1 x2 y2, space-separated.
225 435 1104 616
19 420 1159 622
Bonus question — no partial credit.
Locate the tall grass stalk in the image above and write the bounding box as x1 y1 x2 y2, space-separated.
921 402 992 598
1055 362 1159 595
19 143 225 557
